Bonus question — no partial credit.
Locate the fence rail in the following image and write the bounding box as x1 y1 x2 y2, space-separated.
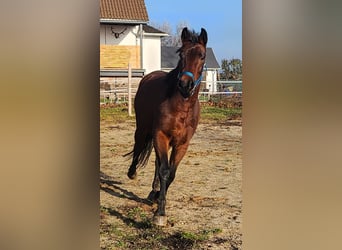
100 66 242 115
100 81 242 103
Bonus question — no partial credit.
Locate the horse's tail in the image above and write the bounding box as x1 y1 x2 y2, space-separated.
124 135 153 179
134 135 154 168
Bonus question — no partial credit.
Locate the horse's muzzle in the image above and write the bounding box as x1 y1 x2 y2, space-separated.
178 80 194 99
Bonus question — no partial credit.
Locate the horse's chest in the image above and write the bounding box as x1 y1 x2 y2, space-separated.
169 115 196 144
158 102 198 145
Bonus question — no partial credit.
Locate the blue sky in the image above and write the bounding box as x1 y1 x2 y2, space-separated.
144 0 242 64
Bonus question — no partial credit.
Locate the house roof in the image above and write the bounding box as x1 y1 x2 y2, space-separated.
100 0 149 23
143 25 167 35
143 25 168 37
161 47 220 69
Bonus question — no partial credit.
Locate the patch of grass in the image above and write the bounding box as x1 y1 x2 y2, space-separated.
124 207 152 229
101 213 224 250
127 207 149 223
100 103 241 125
100 205 109 215
127 207 144 219
180 227 222 242
180 231 209 241
100 104 135 123
159 228 223 249
200 105 242 122
100 221 126 249
203 228 223 235
114 240 125 248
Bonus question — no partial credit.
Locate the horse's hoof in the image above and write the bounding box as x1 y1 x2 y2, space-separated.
153 215 168 226
127 170 137 179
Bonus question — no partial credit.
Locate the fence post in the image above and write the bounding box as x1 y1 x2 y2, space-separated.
128 63 132 116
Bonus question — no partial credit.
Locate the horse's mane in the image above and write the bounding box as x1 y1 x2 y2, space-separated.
164 60 182 97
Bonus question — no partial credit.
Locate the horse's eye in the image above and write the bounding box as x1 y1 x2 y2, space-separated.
200 53 206 60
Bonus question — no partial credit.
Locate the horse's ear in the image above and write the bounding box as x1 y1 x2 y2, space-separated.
198 28 208 46
181 27 190 44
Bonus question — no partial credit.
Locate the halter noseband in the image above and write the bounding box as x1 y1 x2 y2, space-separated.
177 64 207 90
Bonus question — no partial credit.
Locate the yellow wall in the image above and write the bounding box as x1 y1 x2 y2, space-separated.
100 45 140 69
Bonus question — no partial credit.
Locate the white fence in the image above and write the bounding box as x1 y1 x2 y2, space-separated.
100 80 242 101
199 80 242 102
100 78 242 114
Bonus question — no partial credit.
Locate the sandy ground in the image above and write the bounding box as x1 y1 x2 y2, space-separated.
100 118 242 249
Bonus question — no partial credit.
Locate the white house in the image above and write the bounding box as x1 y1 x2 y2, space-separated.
100 0 167 86
142 25 168 74
99 0 220 92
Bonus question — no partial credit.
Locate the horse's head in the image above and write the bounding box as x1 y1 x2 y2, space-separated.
177 27 208 99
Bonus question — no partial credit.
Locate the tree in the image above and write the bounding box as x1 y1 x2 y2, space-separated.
150 21 190 47
220 58 242 80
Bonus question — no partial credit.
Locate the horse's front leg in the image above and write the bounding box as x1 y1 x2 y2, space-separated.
153 131 170 226
167 143 189 192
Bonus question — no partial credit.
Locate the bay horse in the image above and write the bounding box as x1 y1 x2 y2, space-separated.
126 27 208 226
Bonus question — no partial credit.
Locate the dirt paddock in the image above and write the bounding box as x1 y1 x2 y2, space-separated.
100 117 242 249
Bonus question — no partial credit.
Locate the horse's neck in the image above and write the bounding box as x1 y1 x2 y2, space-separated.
168 67 180 81
175 87 199 109
188 87 200 103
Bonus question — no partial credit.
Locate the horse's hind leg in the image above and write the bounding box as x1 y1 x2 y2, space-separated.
127 155 139 179
127 129 148 179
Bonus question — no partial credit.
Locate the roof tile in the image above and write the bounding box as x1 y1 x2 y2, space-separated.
100 0 149 22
